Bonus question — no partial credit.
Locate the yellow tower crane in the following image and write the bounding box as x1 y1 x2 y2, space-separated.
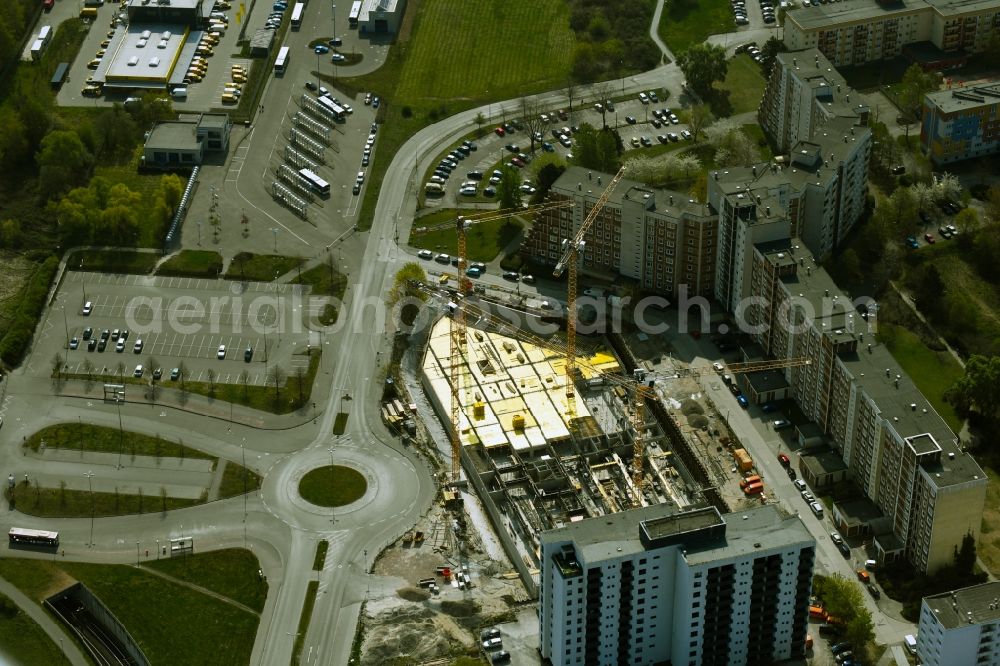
551 166 627 417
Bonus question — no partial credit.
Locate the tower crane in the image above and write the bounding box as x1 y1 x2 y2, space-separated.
551 166 627 417
414 280 810 505
410 200 574 483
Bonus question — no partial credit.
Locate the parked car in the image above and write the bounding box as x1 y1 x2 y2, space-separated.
778 453 790 466
69 337 79 350
217 344 227 359
736 394 749 408
773 419 792 430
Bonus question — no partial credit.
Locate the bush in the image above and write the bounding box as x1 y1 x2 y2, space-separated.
0 256 59 367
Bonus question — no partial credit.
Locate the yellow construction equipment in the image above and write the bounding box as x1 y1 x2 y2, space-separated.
551 166 627 417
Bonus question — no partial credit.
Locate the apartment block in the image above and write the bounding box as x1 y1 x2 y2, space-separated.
539 504 815 666
918 581 1000 666
922 81 1000 165
744 239 986 573
708 117 871 280
758 49 871 153
523 167 717 298
784 0 1000 67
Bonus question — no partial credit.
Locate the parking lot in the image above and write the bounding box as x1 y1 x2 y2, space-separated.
38 272 316 386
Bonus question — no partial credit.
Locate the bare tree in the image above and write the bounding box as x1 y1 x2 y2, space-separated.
474 111 485 136
207 368 217 396
294 365 307 403
114 361 126 382
177 361 189 391
147 355 158 379
519 97 545 153
81 359 94 381
565 80 578 116
267 365 286 402
594 83 614 128
688 104 714 144
51 353 64 380
238 369 250 401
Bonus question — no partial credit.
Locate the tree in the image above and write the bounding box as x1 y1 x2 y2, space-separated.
946 354 1000 417
813 575 875 653
594 83 613 128
573 123 620 173
267 365 286 402
688 104 714 143
535 162 567 200
239 369 250 401
158 174 184 217
518 97 544 153
388 262 428 306
677 43 728 98
898 64 941 122
294 365 307 403
80 359 95 381
474 111 485 136
206 368 217 396
759 35 787 74
114 361 126 381
497 165 523 210
51 353 64 379
177 361 189 391
160 486 168 513
93 105 137 157
565 80 578 115
0 219 23 249
36 130 93 198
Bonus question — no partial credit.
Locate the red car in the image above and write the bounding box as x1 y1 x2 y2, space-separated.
924 233 936 244
778 453 790 467
494 126 506 137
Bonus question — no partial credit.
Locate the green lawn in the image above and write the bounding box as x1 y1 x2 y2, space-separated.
291 580 319 665
298 465 367 507
717 55 766 115
218 460 263 499
879 324 964 432
156 250 224 278
71 250 160 274
659 0 732 54
414 210 524 262
0 559 258 666
0 592 69 666
145 548 268 613
337 0 575 231
26 423 213 460
6 485 200 519
292 262 349 326
313 540 329 571
225 252 305 282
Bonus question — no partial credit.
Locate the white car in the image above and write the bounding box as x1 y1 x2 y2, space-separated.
217 344 226 359
417 249 433 259
638 92 649 104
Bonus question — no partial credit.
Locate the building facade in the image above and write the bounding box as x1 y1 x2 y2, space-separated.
525 167 717 298
742 239 986 572
539 504 815 666
918 581 1000 666
784 0 1000 67
922 81 1000 165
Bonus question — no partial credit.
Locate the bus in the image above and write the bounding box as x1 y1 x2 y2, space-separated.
316 94 345 121
290 2 304 29
348 1 361 26
297 168 330 196
274 45 290 75
9 527 59 548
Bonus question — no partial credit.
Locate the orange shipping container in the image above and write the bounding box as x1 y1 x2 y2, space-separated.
733 448 753 472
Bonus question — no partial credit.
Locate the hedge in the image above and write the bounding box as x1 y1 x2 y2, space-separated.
0 255 59 367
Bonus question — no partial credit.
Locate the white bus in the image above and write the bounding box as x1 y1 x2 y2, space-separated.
9 527 59 548
298 168 330 196
316 94 345 121
348 1 361 26
290 3 304 29
274 45 290 75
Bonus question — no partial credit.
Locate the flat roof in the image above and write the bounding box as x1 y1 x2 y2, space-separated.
926 83 1000 114
800 448 849 475
145 122 200 151
104 23 190 84
554 166 713 221
787 0 928 31
926 0 1000 16
925 581 1000 629
128 0 202 8
746 369 790 393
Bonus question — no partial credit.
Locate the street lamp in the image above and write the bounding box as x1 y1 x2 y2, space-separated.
270 227 279 252
84 471 95 547
332 4 337 41
327 446 336 525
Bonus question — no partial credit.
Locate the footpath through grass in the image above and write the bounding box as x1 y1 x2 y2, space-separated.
879 324 964 432
336 0 575 230
145 548 268 612
0 591 69 666
659 0 732 54
0 558 259 666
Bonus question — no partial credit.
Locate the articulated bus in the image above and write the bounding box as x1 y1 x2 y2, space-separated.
9 527 59 548
274 45 290 75
290 3 304 30
316 94 346 121
348 1 361 26
297 168 330 196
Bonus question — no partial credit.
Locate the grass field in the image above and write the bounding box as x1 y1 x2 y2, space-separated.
72 250 160 274
291 580 319 665
156 250 224 278
879 324 964 432
298 465 367 507
659 0 732 54
313 540 329 571
0 592 69 666
7 484 200 518
218 460 263 499
338 0 576 230
0 559 258 666
145 548 267 612
414 210 524 262
717 55 767 115
225 252 304 282
26 423 213 460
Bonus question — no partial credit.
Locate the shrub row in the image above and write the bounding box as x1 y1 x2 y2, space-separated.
0 255 59 367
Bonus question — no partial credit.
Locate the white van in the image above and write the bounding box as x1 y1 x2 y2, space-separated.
171 87 187 99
